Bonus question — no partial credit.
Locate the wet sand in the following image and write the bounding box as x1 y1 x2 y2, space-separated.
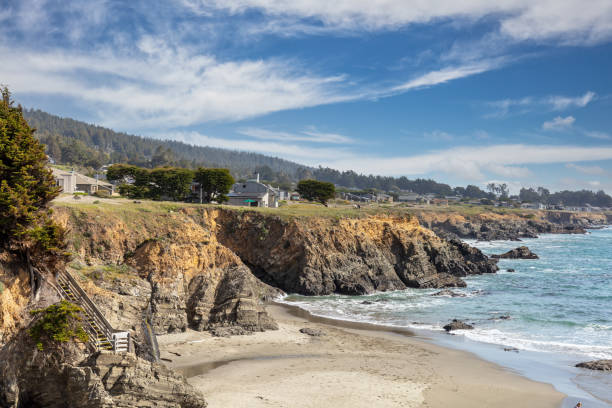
158 303 564 408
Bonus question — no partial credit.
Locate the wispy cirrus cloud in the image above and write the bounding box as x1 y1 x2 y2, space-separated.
392 60 501 91
0 40 357 130
542 115 575 130
237 127 354 144
182 0 612 45
487 91 596 117
566 163 606 175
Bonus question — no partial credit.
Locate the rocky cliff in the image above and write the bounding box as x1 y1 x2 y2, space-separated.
214 211 497 295
0 203 499 407
416 210 610 241
1 205 498 345
0 327 207 408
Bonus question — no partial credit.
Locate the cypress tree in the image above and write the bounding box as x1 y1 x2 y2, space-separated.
0 87 67 296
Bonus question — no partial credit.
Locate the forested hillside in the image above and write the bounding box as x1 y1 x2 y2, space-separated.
23 108 612 206
24 109 306 182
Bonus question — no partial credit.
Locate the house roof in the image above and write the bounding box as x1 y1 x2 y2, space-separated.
51 168 112 187
228 192 268 199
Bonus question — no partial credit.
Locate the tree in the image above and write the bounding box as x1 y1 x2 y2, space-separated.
0 86 68 297
297 179 336 206
149 167 193 201
194 168 235 203
29 300 89 351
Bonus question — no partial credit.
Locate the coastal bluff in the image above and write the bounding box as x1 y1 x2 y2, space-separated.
1 204 498 347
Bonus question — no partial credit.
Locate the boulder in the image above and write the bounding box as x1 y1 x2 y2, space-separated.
430 289 466 298
210 326 253 337
491 246 539 259
443 319 474 332
299 328 325 337
576 360 612 371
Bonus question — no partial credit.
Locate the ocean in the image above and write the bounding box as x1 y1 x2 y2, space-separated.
281 227 612 407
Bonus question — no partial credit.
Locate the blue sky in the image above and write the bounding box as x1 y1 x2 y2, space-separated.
2 0 612 193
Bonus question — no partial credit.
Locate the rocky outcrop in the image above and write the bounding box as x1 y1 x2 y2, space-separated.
443 319 474 332
50 206 281 353
491 246 539 259
215 212 498 295
576 360 612 371
416 210 609 241
0 327 206 408
431 289 466 297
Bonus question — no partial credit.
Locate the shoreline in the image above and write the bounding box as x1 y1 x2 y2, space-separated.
158 303 565 408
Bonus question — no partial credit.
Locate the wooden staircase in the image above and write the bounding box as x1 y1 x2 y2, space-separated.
56 271 130 353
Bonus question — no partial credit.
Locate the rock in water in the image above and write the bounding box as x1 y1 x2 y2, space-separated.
443 319 474 332
491 246 539 259
576 360 612 371
430 289 467 297
300 328 325 337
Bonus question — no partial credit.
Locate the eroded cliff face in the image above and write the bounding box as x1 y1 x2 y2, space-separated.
0 328 207 408
416 210 610 241
51 206 280 348
48 205 497 340
213 211 497 295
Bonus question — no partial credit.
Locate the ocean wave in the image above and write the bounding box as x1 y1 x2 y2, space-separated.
460 328 612 360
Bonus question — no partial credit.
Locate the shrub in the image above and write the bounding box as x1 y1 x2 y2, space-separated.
29 300 89 351
93 189 111 198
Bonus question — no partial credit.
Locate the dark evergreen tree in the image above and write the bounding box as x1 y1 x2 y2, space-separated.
0 87 67 297
297 179 336 206
193 168 235 203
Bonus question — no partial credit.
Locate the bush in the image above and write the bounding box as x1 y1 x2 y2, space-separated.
93 189 111 198
29 300 89 351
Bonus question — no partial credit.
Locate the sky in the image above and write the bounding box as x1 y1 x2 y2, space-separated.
1 0 612 193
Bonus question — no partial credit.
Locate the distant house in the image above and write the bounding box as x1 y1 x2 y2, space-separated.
52 168 113 194
445 195 463 202
376 193 393 203
398 192 420 202
227 176 279 208
521 202 546 210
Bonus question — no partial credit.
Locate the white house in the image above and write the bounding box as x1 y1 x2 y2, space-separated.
521 202 546 210
52 168 113 194
398 192 420 202
227 176 279 208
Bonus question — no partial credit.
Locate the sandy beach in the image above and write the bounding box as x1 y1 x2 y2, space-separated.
157 304 564 408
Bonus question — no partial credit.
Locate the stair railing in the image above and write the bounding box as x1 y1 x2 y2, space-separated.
56 270 130 352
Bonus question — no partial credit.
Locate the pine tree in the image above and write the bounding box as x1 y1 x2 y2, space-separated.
0 87 68 297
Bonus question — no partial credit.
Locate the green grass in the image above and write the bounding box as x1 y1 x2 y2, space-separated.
53 197 611 221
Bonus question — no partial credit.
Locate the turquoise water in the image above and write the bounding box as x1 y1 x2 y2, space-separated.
283 227 612 406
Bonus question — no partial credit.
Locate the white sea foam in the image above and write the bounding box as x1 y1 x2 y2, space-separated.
460 328 612 360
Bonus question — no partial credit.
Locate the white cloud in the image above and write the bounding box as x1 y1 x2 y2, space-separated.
0 42 355 129
542 115 575 130
237 127 353 143
565 163 606 175
325 144 612 179
584 130 612 140
587 180 601 187
488 91 596 117
546 91 596 110
392 61 498 91
157 130 354 163
184 0 612 45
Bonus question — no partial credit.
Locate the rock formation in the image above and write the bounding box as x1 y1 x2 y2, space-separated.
575 360 612 371
215 212 498 295
0 327 207 408
491 246 539 259
443 319 474 332
416 210 610 241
